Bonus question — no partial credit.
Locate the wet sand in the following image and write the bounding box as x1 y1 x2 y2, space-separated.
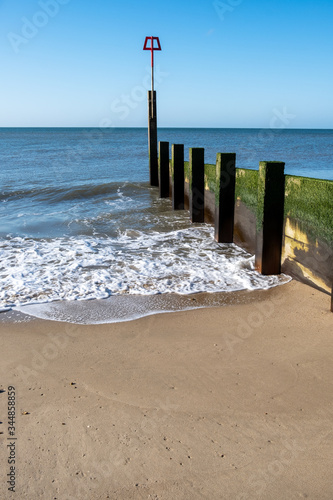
0 280 332 499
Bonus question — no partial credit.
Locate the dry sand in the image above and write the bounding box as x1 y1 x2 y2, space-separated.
0 280 332 499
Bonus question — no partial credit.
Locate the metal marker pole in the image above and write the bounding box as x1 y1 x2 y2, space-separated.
144 36 161 94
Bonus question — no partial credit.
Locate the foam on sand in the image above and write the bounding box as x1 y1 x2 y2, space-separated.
1 225 291 323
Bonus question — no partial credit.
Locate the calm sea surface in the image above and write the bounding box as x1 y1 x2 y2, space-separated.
1 127 331 320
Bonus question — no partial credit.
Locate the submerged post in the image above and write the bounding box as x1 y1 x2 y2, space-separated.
158 141 169 198
255 161 285 275
189 148 205 223
214 153 236 243
172 144 185 210
143 36 162 187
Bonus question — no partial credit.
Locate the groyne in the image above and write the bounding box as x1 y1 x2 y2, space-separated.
154 142 333 300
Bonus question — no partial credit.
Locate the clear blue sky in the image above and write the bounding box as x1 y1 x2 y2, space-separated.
0 0 332 128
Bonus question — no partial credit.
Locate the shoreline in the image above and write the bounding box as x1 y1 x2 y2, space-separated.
1 280 332 499
1 278 292 325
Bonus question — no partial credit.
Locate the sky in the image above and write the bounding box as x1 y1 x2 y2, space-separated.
0 0 332 128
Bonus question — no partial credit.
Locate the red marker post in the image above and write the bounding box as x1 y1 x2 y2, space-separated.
143 36 162 186
143 36 161 117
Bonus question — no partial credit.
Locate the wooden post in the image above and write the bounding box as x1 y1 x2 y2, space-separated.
189 148 205 223
331 283 333 312
214 153 236 243
148 90 158 186
172 144 184 210
158 141 169 198
255 161 285 275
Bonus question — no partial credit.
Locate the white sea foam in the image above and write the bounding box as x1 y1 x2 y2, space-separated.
0 226 290 311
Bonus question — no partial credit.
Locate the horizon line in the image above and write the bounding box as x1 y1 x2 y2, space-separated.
0 126 332 131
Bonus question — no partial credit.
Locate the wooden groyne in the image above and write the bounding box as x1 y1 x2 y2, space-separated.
154 142 333 309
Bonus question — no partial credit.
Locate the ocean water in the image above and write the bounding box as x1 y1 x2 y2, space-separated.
1 127 332 322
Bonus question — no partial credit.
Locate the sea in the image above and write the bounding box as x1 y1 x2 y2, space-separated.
1 127 332 323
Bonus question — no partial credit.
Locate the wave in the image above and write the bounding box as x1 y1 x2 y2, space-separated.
0 181 147 204
0 227 291 310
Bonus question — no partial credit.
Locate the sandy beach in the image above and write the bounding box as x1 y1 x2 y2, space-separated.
0 280 332 499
